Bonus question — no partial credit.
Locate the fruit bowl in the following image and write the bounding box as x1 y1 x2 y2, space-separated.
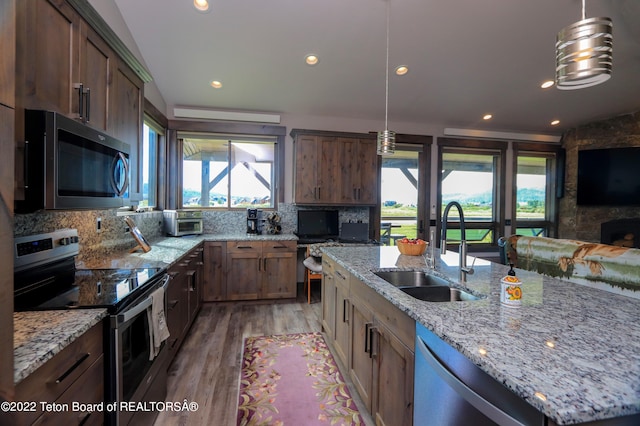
396 238 428 256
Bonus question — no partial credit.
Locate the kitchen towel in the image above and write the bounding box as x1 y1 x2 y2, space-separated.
148 286 170 360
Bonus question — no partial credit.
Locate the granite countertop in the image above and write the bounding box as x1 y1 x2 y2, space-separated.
77 233 298 269
13 309 108 384
321 246 640 425
15 233 297 385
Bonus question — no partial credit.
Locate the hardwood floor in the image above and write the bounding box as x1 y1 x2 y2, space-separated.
154 284 373 425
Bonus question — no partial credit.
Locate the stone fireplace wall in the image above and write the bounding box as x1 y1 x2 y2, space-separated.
559 111 640 242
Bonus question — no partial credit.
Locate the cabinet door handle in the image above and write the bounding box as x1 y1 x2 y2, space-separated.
77 411 92 425
187 270 196 290
23 140 30 189
236 245 254 249
74 83 84 119
335 270 346 281
343 299 348 323
364 322 372 354
55 352 90 384
263 257 267 272
369 326 378 359
84 87 91 122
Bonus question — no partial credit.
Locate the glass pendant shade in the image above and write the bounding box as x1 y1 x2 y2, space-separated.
377 130 396 155
555 16 613 90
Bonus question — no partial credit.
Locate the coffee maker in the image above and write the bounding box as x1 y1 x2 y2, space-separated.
247 208 260 234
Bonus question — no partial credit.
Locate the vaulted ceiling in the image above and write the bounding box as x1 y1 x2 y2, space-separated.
110 0 640 135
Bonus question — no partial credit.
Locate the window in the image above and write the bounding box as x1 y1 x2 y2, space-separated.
514 150 558 237
181 134 276 208
140 121 160 208
439 144 506 246
380 148 422 243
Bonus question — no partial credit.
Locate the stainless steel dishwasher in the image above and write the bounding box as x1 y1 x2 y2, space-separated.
414 323 545 426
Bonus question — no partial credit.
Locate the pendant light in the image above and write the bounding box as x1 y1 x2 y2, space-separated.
555 0 612 90
377 0 396 155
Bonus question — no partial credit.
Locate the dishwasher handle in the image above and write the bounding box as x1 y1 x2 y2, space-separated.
417 336 527 426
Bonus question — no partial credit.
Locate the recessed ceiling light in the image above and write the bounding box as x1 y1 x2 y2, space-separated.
305 54 319 66
210 80 222 89
541 80 555 89
483 114 493 120
550 119 560 126
193 0 210 12
395 65 409 76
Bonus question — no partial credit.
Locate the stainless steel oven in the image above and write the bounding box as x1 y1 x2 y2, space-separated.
111 274 170 426
16 109 130 213
14 229 170 426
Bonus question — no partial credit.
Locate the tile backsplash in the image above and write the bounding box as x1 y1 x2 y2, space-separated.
14 204 370 263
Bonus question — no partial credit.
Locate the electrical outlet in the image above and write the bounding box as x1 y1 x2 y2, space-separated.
96 217 102 233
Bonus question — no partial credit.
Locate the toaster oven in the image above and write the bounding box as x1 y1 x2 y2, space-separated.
163 210 203 236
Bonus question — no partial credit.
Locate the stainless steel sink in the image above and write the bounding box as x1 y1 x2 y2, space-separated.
373 270 450 288
400 286 480 302
373 270 480 302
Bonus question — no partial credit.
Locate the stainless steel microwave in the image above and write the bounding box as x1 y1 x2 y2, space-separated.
16 110 130 212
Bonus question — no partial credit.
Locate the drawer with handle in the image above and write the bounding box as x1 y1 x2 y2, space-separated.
15 322 104 425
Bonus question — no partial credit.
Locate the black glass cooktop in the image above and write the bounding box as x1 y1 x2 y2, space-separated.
28 267 166 313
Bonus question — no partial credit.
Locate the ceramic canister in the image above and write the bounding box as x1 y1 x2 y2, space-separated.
500 275 522 307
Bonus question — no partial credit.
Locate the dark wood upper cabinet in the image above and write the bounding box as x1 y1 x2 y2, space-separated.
292 129 378 206
0 0 15 403
14 0 147 200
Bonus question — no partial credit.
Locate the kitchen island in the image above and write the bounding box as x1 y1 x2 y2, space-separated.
321 245 640 425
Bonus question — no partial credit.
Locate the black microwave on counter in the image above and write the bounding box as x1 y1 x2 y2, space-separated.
16 110 130 213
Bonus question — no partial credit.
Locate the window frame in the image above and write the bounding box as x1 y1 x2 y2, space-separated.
373 135 432 242
140 117 163 209
512 142 562 238
437 138 508 250
180 134 278 209
166 120 286 211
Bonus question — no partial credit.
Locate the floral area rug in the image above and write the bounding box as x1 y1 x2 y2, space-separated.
237 332 364 425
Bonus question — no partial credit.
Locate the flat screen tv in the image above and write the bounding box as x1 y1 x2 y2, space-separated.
577 147 640 206
297 210 339 237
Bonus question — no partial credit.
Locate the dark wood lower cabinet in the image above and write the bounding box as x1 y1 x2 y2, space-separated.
203 242 226 301
349 296 374 413
333 266 350 368
166 244 204 367
322 257 415 426
321 257 336 340
204 240 297 302
13 322 104 426
372 319 414 426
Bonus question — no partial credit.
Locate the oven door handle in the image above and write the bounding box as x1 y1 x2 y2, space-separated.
116 274 170 324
